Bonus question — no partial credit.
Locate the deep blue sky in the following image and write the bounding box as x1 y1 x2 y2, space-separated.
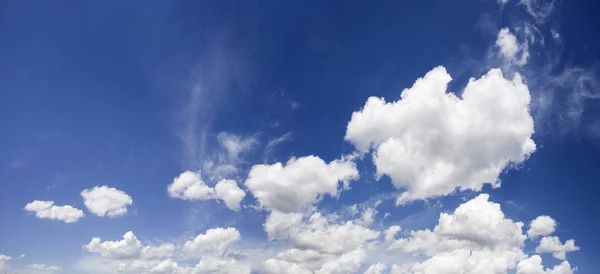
1 1 599 273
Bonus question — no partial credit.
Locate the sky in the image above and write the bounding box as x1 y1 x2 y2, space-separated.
1 0 600 273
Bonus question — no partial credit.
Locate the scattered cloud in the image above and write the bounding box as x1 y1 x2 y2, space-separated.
183 227 241 257
536 236 580 260
167 170 215 201
346 67 535 204
387 194 577 274
214 179 246 211
497 28 529 66
527 215 557 238
245 155 359 213
81 186 133 217
24 200 84 223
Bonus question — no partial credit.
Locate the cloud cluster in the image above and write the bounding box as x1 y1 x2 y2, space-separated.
375 194 578 274
80 228 250 274
245 155 358 213
24 200 85 223
167 170 246 211
81 186 133 217
346 67 535 204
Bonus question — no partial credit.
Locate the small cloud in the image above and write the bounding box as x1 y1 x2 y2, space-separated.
18 254 25 259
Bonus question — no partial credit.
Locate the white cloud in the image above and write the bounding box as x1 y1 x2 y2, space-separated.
536 236 580 260
384 225 401 245
0 255 11 270
497 28 529 66
519 0 556 23
264 248 366 274
83 231 142 259
358 207 377 227
388 194 533 273
186 256 251 274
245 155 358 213
27 264 63 272
140 243 175 260
365 262 388 274
183 227 241 257
81 186 133 217
217 132 258 162
346 67 535 204
517 255 576 274
24 200 85 223
167 170 215 200
215 179 246 211
527 215 557 238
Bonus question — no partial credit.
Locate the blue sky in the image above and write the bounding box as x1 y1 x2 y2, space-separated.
1 0 600 273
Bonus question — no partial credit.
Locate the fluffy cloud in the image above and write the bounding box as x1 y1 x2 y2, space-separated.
517 255 576 274
385 194 582 273
183 227 241 257
388 194 533 273
497 28 529 66
26 264 63 272
83 231 142 259
83 231 174 262
527 215 557 238
140 243 175 260
365 262 388 274
24 200 85 223
186 256 251 274
263 248 366 274
215 179 246 211
345 67 535 204
167 170 215 200
245 155 359 213
81 186 133 217
535 236 580 260
168 171 246 211
262 209 379 273
0 255 11 270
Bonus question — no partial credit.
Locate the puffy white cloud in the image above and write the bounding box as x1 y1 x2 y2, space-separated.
497 28 529 66
183 227 241 257
266 212 380 255
527 215 557 238
536 236 580 260
168 171 246 211
215 179 246 211
81 186 133 217
24 200 85 223
140 243 175 260
365 262 388 274
263 248 366 274
26 264 63 272
263 258 312 274
517 255 576 274
83 231 142 259
0 255 11 270
345 67 535 204
384 225 402 245
245 155 358 213
187 256 251 274
314 248 366 274
388 194 535 273
390 194 526 256
167 171 215 200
